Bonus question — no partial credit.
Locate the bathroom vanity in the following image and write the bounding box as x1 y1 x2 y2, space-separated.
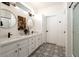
0 33 42 57
0 3 43 57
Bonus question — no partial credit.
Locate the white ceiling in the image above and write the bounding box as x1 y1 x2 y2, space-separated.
25 2 67 16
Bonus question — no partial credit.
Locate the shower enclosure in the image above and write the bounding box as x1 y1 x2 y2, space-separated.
73 2 79 57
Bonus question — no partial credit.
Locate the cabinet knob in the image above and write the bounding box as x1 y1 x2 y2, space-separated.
19 48 21 50
15 50 18 53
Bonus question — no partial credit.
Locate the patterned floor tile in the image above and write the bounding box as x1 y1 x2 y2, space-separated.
30 43 65 57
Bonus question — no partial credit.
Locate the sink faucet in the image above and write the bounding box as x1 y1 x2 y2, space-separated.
8 32 12 38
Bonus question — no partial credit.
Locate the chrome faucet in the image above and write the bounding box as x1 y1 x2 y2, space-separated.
8 32 12 38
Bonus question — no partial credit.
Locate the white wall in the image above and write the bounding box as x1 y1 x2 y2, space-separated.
33 13 42 33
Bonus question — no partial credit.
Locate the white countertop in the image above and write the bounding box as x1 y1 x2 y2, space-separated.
0 33 42 47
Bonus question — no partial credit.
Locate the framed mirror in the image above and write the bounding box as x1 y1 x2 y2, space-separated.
27 17 34 30
0 9 16 28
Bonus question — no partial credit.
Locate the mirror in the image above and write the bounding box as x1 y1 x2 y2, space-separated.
0 9 16 28
27 16 34 30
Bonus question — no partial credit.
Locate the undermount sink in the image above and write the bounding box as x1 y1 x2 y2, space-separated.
0 36 23 46
0 33 38 42
0 35 22 42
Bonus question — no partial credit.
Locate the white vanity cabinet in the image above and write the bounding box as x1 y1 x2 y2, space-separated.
0 33 43 57
28 34 42 55
0 38 29 57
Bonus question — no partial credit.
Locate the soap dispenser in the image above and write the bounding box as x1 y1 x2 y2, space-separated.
0 21 3 26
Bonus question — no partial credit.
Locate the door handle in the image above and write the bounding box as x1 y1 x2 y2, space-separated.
46 30 48 32
64 31 66 34
15 50 18 53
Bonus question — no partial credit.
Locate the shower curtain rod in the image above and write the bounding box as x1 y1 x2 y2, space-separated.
69 2 73 8
69 2 79 9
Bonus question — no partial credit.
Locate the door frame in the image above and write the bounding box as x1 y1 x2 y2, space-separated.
72 2 79 57
46 14 68 56
67 2 79 57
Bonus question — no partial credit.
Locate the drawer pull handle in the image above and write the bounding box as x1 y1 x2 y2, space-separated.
15 50 18 53
19 48 21 50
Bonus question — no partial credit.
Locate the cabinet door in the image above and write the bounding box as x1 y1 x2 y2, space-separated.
0 48 18 57
0 42 18 57
36 36 39 48
39 35 42 45
33 36 37 50
36 35 42 47
18 39 29 57
32 37 36 51
28 37 36 55
18 45 29 57
29 38 34 55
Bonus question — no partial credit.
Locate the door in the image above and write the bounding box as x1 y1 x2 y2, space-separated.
47 15 67 46
73 3 79 57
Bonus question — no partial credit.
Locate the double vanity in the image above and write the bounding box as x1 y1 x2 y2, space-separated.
0 33 42 57
0 3 43 57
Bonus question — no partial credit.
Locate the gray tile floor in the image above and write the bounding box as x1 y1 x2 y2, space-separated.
29 43 65 57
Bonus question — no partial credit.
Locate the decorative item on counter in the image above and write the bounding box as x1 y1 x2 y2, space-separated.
24 29 29 35
18 16 26 30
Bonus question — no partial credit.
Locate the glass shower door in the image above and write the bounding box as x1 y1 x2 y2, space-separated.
73 3 79 57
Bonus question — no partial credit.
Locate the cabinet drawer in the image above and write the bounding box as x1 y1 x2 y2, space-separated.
0 43 18 54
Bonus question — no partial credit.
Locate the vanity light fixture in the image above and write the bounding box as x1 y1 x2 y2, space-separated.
28 12 34 17
2 2 10 6
28 12 32 17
